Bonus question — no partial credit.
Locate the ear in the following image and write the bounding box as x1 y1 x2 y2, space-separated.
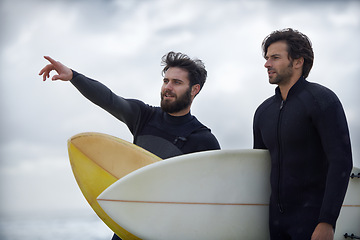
294 57 304 69
191 84 201 98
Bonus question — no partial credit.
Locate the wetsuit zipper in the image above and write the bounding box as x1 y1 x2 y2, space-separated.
277 100 285 213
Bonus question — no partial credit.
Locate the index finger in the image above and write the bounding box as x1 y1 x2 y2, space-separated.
44 56 57 65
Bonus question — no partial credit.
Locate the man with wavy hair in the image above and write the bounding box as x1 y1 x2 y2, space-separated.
39 51 220 240
253 28 352 240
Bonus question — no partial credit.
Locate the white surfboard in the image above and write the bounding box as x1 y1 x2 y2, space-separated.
337 169 360 239
98 149 272 239
97 149 360 240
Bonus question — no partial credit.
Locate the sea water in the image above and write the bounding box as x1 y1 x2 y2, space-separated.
0 210 113 240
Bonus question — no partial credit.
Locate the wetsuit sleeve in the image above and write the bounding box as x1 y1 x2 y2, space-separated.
314 96 353 226
70 71 141 134
253 107 267 149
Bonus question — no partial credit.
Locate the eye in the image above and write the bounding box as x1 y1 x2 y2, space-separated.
163 78 169 84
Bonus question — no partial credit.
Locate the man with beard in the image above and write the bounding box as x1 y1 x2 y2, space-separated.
253 28 352 240
39 52 220 240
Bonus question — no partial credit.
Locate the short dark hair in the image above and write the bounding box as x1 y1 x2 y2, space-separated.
161 51 207 91
262 28 314 78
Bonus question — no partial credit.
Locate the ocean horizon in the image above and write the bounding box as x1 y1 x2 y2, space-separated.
0 209 113 240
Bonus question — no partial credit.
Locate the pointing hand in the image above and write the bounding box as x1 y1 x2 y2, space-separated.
39 56 73 81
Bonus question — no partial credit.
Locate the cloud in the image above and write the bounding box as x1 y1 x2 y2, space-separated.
1 0 359 216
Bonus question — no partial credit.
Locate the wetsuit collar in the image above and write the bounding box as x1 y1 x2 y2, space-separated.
275 76 306 100
164 111 193 125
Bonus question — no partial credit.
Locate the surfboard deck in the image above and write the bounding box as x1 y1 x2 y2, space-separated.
68 132 161 240
97 149 272 240
97 149 360 240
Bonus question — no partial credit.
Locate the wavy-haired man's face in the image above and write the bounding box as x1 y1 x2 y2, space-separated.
264 41 294 86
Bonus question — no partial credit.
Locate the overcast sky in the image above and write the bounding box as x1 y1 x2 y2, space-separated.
1 0 359 218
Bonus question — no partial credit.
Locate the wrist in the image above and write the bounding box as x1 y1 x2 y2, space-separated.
70 69 78 80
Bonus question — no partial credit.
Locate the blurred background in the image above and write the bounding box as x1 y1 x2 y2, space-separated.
1 0 359 239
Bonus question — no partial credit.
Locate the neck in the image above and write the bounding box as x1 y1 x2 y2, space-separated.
278 74 302 100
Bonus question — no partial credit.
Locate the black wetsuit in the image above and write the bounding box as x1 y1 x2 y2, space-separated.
70 71 220 240
253 77 352 240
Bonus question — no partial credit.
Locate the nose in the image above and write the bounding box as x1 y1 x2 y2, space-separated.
164 82 170 90
264 59 271 69
163 81 173 91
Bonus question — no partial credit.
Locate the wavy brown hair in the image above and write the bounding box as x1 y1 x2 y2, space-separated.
262 28 314 79
161 51 207 91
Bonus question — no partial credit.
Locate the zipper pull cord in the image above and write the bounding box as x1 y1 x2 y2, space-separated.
280 100 284 110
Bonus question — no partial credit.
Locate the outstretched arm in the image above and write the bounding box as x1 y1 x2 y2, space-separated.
39 56 73 81
38 56 149 136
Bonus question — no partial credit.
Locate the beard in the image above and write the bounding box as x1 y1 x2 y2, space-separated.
269 61 293 85
160 87 192 114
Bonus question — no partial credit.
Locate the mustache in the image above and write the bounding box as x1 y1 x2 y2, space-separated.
162 90 176 97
